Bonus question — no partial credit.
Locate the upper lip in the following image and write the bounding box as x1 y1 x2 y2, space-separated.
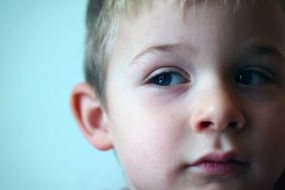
190 151 249 166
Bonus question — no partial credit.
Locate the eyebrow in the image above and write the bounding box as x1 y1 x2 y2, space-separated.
242 44 285 60
130 43 285 66
130 43 192 65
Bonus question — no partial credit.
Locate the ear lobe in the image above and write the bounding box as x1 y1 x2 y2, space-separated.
70 83 113 151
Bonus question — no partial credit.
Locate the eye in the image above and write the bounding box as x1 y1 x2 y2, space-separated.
148 70 189 87
235 69 273 86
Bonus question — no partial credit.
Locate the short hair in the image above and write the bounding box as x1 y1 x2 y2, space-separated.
84 0 284 101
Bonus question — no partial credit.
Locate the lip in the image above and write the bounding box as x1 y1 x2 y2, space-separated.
188 151 249 176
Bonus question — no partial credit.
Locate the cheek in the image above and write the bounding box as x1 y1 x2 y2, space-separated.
253 100 285 145
107 94 187 184
248 99 285 171
110 99 185 159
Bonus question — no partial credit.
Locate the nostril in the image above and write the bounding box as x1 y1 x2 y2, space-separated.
198 121 242 132
228 121 240 129
201 121 213 129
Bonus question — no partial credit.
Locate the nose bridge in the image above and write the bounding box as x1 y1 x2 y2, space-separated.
191 78 245 132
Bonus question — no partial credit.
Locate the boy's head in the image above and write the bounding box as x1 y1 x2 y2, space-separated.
72 0 285 189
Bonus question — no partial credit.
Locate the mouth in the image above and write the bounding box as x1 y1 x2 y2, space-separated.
188 151 249 176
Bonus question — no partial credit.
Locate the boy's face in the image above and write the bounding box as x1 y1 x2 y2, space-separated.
105 1 285 190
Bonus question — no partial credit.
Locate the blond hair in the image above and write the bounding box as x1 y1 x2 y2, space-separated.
84 0 283 100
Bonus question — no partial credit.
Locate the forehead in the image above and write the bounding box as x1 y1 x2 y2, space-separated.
104 0 285 82
114 1 285 56
119 0 284 16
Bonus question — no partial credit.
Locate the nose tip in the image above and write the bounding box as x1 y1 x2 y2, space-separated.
191 96 246 133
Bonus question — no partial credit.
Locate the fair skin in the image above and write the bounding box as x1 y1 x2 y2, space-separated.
72 1 285 190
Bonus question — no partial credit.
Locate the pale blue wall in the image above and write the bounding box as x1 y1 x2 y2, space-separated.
0 1 125 189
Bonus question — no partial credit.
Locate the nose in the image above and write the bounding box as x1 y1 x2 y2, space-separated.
191 84 246 133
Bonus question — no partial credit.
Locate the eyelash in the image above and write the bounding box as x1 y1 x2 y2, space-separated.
235 67 276 87
147 68 190 87
145 66 276 89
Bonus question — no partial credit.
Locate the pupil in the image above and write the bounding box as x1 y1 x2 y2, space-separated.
238 72 252 84
155 73 171 85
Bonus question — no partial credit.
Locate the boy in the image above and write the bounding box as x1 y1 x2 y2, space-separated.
71 0 285 189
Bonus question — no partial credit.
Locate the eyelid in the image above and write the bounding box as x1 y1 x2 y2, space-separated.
240 66 277 82
146 66 190 83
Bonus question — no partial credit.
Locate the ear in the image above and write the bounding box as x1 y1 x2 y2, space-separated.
70 83 113 151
